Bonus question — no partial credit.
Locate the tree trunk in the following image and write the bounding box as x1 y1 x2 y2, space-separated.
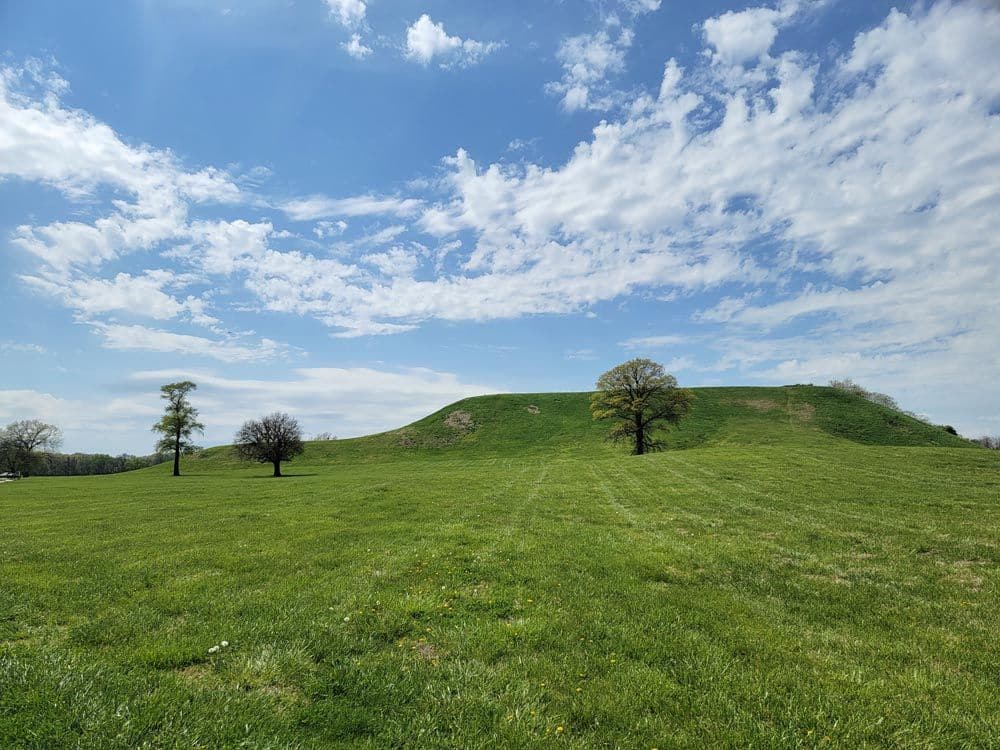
272 460 282 478
173 431 181 477
634 413 645 455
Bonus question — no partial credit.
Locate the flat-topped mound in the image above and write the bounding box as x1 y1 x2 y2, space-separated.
184 385 970 470
1 388 995 747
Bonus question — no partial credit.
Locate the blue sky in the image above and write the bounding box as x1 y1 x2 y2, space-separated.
1 0 998 454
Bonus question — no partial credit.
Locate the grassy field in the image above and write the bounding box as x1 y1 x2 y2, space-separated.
1 387 997 748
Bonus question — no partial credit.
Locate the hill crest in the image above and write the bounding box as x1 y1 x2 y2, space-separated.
185 386 970 469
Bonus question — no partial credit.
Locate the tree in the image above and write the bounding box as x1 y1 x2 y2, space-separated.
829 378 900 412
0 437 13 474
1 420 62 476
233 412 305 477
152 381 204 477
590 359 693 455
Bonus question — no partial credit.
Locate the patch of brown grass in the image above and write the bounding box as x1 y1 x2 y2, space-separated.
410 640 441 664
444 410 475 433
739 399 783 412
174 663 213 683
732 398 815 421
790 402 816 420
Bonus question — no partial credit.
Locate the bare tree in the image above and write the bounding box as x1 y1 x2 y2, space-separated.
829 378 901 412
152 381 204 477
1 420 63 476
591 359 694 455
974 436 1000 450
234 412 305 477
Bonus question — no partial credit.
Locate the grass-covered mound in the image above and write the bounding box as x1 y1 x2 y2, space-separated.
1 387 994 748
184 386 971 470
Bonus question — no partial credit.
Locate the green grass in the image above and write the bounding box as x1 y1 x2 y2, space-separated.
1 387 996 748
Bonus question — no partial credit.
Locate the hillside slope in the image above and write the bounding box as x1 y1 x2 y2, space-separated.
185 385 970 470
2 388 995 748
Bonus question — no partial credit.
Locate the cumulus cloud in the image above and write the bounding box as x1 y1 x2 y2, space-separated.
4 2 1000 434
342 33 372 59
362 246 422 278
404 14 501 68
0 63 241 272
546 26 634 111
22 270 190 321
325 0 366 28
545 0 662 112
314 220 348 239
702 0 822 66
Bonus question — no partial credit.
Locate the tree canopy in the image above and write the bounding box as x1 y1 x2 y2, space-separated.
0 420 63 476
233 412 305 478
590 358 693 455
152 381 204 477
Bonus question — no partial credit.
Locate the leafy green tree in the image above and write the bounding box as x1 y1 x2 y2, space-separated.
1 420 63 476
152 381 204 477
233 412 305 477
590 359 693 455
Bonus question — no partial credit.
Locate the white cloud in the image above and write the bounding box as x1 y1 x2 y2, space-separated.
694 295 753 323
342 33 373 59
0 388 162 455
92 323 285 363
4 3 1000 435
702 0 822 67
281 194 423 220
0 61 243 272
544 0 662 113
404 14 500 68
0 341 46 355
346 224 407 248
624 0 661 12
22 270 187 321
0 364 499 453
182 219 274 276
362 246 421 277
703 6 783 66
546 26 634 112
619 335 686 350
325 0 365 28
124 366 498 448
313 220 348 239
0 61 242 274
0 63 238 205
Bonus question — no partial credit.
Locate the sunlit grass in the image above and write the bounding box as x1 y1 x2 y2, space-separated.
1 388 996 748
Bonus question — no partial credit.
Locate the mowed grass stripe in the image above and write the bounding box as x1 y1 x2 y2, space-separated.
1 388 997 748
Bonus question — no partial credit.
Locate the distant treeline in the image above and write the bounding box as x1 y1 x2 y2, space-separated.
30 452 170 476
